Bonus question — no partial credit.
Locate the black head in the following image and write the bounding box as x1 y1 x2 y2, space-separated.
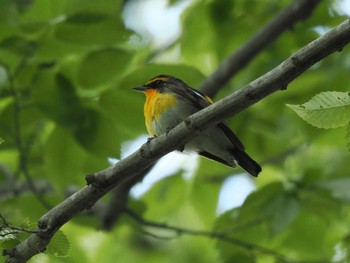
133 75 187 93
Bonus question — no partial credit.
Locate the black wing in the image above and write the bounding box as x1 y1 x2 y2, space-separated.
172 84 245 150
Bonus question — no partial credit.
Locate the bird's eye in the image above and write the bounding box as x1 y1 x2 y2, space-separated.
149 80 163 88
147 78 166 89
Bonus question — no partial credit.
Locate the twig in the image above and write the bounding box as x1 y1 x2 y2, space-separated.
0 213 40 237
124 209 293 262
3 18 350 263
6 61 52 210
199 0 321 97
0 179 53 201
100 165 153 230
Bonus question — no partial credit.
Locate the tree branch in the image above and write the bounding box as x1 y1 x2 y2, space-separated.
124 209 302 263
0 213 40 236
6 60 52 210
4 18 350 263
99 165 152 230
199 0 321 97
0 179 52 201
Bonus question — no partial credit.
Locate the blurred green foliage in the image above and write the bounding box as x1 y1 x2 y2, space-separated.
0 0 350 262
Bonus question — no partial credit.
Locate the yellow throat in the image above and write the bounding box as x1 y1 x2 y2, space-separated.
144 89 177 137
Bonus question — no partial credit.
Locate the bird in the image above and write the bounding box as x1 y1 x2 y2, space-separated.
133 75 261 177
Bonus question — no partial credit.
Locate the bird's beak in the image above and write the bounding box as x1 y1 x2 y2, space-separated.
133 86 147 92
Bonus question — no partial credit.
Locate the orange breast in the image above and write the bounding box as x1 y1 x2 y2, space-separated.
144 89 177 137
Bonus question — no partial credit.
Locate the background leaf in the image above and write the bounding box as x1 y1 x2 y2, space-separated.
46 230 71 257
286 91 350 129
347 122 350 152
77 47 132 90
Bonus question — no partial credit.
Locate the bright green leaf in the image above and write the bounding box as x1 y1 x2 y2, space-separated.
141 173 187 220
99 87 145 138
66 13 108 24
46 230 70 257
188 173 220 226
64 0 121 15
55 15 130 45
286 91 350 129
180 3 217 74
45 126 96 190
0 36 37 56
281 209 335 260
78 48 132 89
0 227 18 242
215 244 253 263
219 182 300 235
317 177 350 202
264 193 300 233
347 122 350 152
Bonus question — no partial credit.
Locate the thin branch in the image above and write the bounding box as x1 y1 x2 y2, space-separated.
0 231 19 238
6 61 52 210
0 226 40 236
124 209 311 263
3 18 350 263
100 165 153 230
0 213 8 224
0 179 53 201
199 0 321 97
0 213 40 237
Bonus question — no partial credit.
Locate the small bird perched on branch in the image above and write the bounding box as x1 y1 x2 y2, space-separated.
133 75 261 177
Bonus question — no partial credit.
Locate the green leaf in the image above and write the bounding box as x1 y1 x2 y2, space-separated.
281 209 335 260
286 91 350 129
45 126 94 190
46 230 70 257
215 244 253 263
0 137 4 144
78 48 132 89
55 15 130 45
317 177 350 202
188 173 221 226
0 36 37 57
347 122 350 152
33 70 121 157
180 3 217 73
141 173 187 220
98 88 145 138
64 0 121 15
231 182 299 234
0 227 18 242
264 192 300 233
66 13 108 24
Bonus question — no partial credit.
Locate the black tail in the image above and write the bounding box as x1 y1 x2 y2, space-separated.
233 150 262 177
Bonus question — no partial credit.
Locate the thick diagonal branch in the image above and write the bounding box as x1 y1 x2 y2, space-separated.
4 18 350 263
